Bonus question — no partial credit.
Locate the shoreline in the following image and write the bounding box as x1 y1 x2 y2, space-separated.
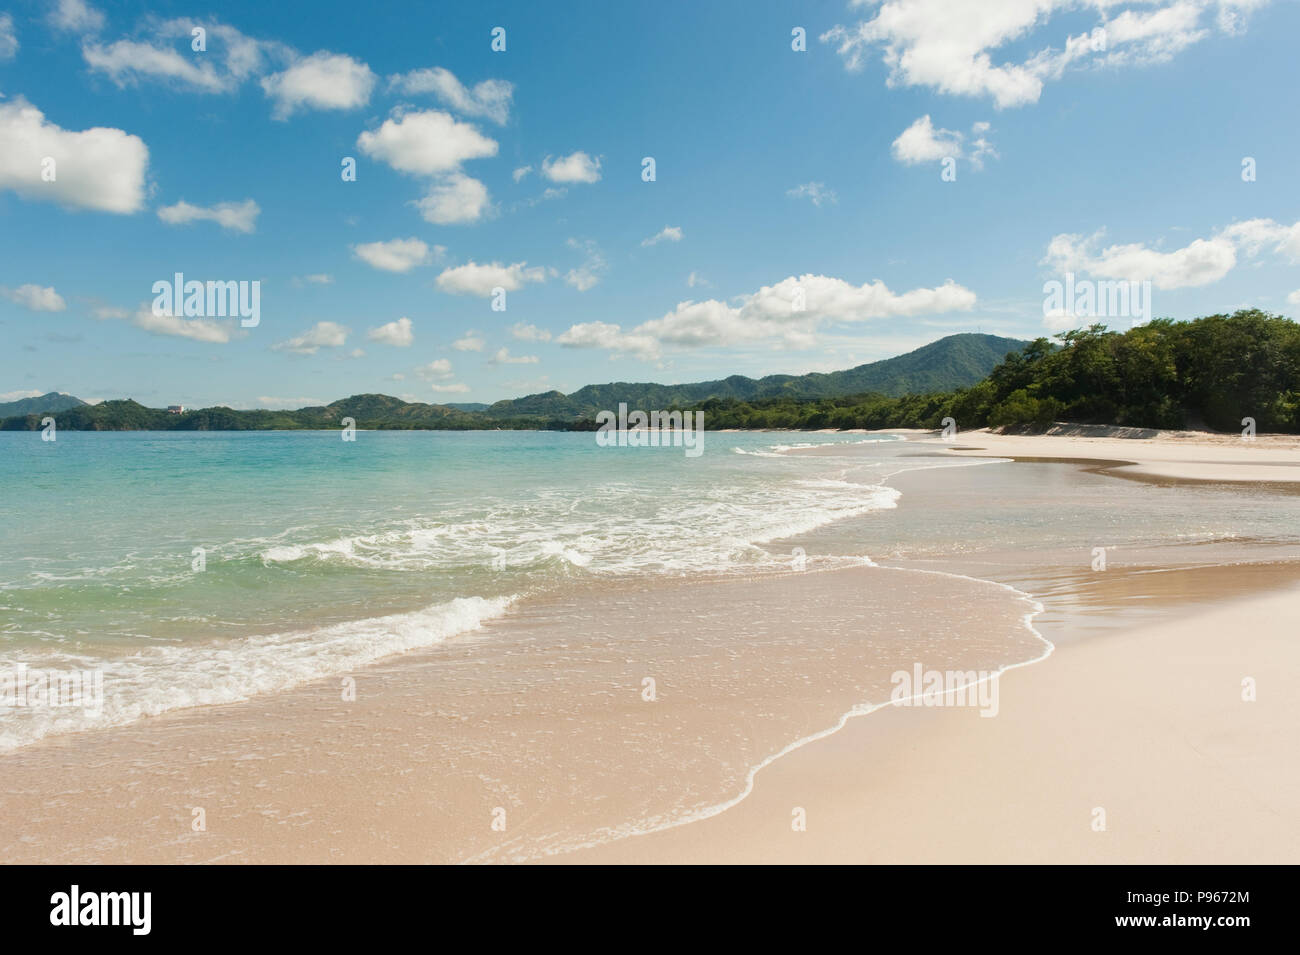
556 575 1300 863
2 430 1298 863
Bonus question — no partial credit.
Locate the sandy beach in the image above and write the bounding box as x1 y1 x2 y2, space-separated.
3 428 1298 864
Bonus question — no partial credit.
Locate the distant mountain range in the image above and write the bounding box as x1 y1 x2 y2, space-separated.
1 333 1029 431
477 333 1028 418
0 392 87 418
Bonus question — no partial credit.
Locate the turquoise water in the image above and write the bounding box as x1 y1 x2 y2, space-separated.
0 430 912 748
7 429 1299 754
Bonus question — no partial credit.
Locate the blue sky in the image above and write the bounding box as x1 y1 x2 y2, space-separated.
1 0 1298 409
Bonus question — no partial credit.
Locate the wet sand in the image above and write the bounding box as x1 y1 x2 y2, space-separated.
3 428 1298 864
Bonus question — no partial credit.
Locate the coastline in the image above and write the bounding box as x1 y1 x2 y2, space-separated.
2 429 1298 864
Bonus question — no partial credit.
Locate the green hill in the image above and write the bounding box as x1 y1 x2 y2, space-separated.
481 333 1028 418
0 392 87 417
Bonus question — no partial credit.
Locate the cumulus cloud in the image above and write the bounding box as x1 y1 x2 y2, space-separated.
157 198 260 233
388 67 513 124
0 97 148 214
490 347 539 365
641 226 683 247
451 332 485 352
417 358 454 380
556 274 977 360
786 182 838 206
351 237 440 273
892 115 998 169
1042 217 1300 294
512 165 532 182
1220 217 1300 263
357 109 497 175
435 261 547 297
358 109 496 226
132 305 235 343
367 316 414 347
1044 230 1236 289
271 320 350 355
510 322 552 342
2 284 67 312
822 0 1260 109
429 382 471 394
415 171 491 224
541 151 601 184
262 51 376 118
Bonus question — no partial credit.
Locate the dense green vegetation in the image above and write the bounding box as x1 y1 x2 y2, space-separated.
694 310 1300 433
3 313 1295 434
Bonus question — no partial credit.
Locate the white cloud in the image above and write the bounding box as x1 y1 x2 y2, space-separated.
157 198 260 233
417 358 454 379
358 109 496 225
510 322 552 342
293 273 333 286
1287 289 1300 307
0 14 18 60
512 165 533 182
415 172 491 224
564 238 606 291
1220 217 1300 263
92 305 128 319
822 0 1259 109
491 347 539 365
541 151 601 184
133 305 235 343
262 51 376 118
0 97 148 214
2 284 67 312
1045 218 1300 292
786 182 838 206
687 271 709 288
51 0 104 33
83 20 283 94
351 237 439 273
429 382 471 394
555 321 662 361
388 67 513 124
1045 230 1234 289
892 116 998 169
451 332 485 352
436 261 547 297
271 321 350 355
367 316 414 347
892 115 962 163
641 226 683 247
557 273 976 360
357 109 497 175
0 389 43 402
